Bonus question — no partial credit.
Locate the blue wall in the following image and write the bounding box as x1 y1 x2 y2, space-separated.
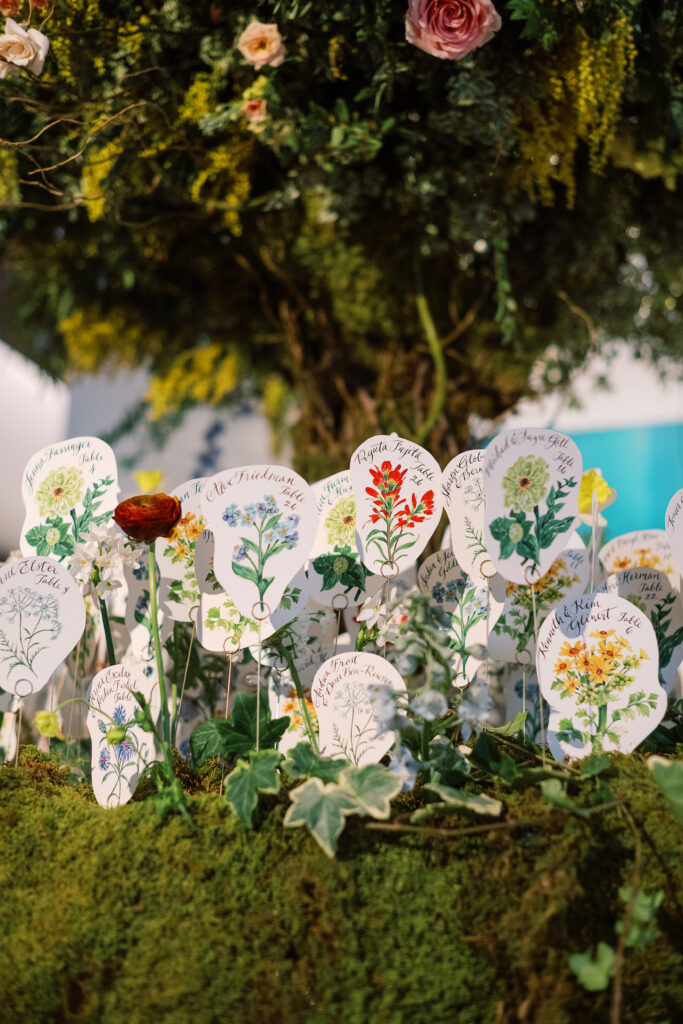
570 422 683 540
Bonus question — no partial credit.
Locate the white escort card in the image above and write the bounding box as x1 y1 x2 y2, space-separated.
483 428 581 585
308 471 372 609
536 592 665 761
600 529 678 590
350 435 442 577
665 488 683 581
157 477 206 621
311 651 406 765
86 663 159 807
21 436 119 565
201 465 318 618
442 449 491 578
0 557 85 696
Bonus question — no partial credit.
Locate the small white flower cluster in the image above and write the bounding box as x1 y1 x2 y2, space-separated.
357 587 408 648
71 523 143 600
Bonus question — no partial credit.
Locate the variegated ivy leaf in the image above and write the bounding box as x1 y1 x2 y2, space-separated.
224 749 283 829
339 763 401 819
283 777 359 858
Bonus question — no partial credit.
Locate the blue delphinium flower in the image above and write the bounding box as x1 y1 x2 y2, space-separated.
431 582 446 604
99 749 111 771
112 704 127 725
223 504 239 526
232 544 248 562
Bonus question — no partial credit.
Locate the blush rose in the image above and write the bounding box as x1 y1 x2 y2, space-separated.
236 20 285 69
0 17 49 78
405 0 501 61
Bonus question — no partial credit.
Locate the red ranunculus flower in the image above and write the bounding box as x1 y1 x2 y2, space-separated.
113 493 182 544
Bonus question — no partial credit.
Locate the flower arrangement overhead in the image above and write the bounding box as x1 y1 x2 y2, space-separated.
1 0 683 474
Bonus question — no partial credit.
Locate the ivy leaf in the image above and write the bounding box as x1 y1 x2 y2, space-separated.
541 778 590 819
339 764 402 818
580 753 611 778
190 694 290 766
568 942 615 991
487 712 527 739
282 741 347 783
420 782 502 817
648 756 683 826
283 777 359 857
224 750 283 828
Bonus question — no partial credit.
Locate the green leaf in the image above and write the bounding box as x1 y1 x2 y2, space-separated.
231 561 259 584
580 753 611 777
190 695 290 766
283 777 359 858
282 741 347 783
471 733 522 785
541 778 590 819
421 782 502 817
648 756 683 826
487 712 528 738
339 764 402 819
224 750 283 828
568 942 615 991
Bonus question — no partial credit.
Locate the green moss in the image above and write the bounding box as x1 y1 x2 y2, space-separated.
0 754 681 1023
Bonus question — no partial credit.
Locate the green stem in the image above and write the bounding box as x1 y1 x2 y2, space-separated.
415 290 447 445
148 544 172 750
70 507 81 544
278 643 318 754
98 597 116 667
420 719 432 765
597 703 608 739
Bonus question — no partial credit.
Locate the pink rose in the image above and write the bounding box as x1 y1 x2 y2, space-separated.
236 20 285 69
405 0 501 60
241 98 267 124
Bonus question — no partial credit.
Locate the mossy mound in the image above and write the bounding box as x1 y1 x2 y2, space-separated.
0 752 681 1024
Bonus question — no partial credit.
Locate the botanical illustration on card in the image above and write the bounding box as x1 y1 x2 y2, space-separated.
157 478 206 621
442 449 490 578
309 472 372 607
600 529 678 590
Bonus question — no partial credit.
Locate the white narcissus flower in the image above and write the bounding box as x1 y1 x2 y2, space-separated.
0 18 49 79
357 592 387 630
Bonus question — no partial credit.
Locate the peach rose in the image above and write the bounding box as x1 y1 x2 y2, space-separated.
405 0 501 60
0 17 49 78
236 20 285 69
0 2 21 16
241 97 267 123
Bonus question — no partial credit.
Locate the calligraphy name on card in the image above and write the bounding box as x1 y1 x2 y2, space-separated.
483 428 581 586
311 651 406 765
86 663 159 808
308 471 372 609
599 567 683 693
442 449 491 578
157 477 206 621
0 557 85 697
350 435 443 578
201 465 317 618
600 529 678 591
21 436 119 565
536 592 665 761
665 488 683 581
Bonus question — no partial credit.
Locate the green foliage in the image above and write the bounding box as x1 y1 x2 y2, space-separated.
224 749 284 828
190 694 290 766
648 755 683 826
282 741 346 783
569 942 615 992
338 764 401 818
411 782 503 822
541 778 592 820
283 776 359 858
616 886 664 950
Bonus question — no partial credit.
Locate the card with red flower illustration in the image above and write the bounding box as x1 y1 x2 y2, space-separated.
442 449 491 578
312 651 406 765
20 436 119 567
86 663 159 808
665 488 683 581
600 529 679 591
483 428 581 585
156 477 206 622
536 592 665 761
308 471 373 609
350 435 442 577
0 556 85 697
599 567 683 693
489 539 589 663
201 465 318 619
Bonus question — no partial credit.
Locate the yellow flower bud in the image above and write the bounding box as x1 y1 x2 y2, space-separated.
34 710 61 739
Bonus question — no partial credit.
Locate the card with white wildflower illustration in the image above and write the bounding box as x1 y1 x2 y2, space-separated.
350 435 442 577
157 477 206 621
442 449 491 578
0 556 85 697
200 465 318 618
308 471 373 608
483 428 582 585
20 436 119 566
489 541 589 663
123 558 173 663
598 567 683 693
311 652 407 765
86 663 159 808
600 529 679 591
665 488 683 581
536 592 665 760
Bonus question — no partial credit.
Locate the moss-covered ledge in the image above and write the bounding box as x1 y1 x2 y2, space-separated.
0 752 681 1024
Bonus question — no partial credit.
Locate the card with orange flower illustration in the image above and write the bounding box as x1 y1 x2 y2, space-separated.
200 465 318 619
350 435 442 577
20 436 119 566
483 428 581 586
312 652 406 766
308 471 373 608
599 567 683 693
665 488 683 581
442 449 491 578
489 542 588 663
600 529 678 591
156 477 206 622
536 593 664 760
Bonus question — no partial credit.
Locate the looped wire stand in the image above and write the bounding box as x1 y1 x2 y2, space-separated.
251 601 271 751
13 679 33 768
220 635 242 794
332 593 349 654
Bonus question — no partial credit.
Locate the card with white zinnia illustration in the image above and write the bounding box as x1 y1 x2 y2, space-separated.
21 436 119 568
665 488 683 582
86 663 159 808
441 449 492 579
0 557 85 697
308 471 373 609
483 428 581 585
350 435 442 578
156 477 206 622
201 465 317 619
600 529 679 591
536 592 665 761
311 651 406 765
